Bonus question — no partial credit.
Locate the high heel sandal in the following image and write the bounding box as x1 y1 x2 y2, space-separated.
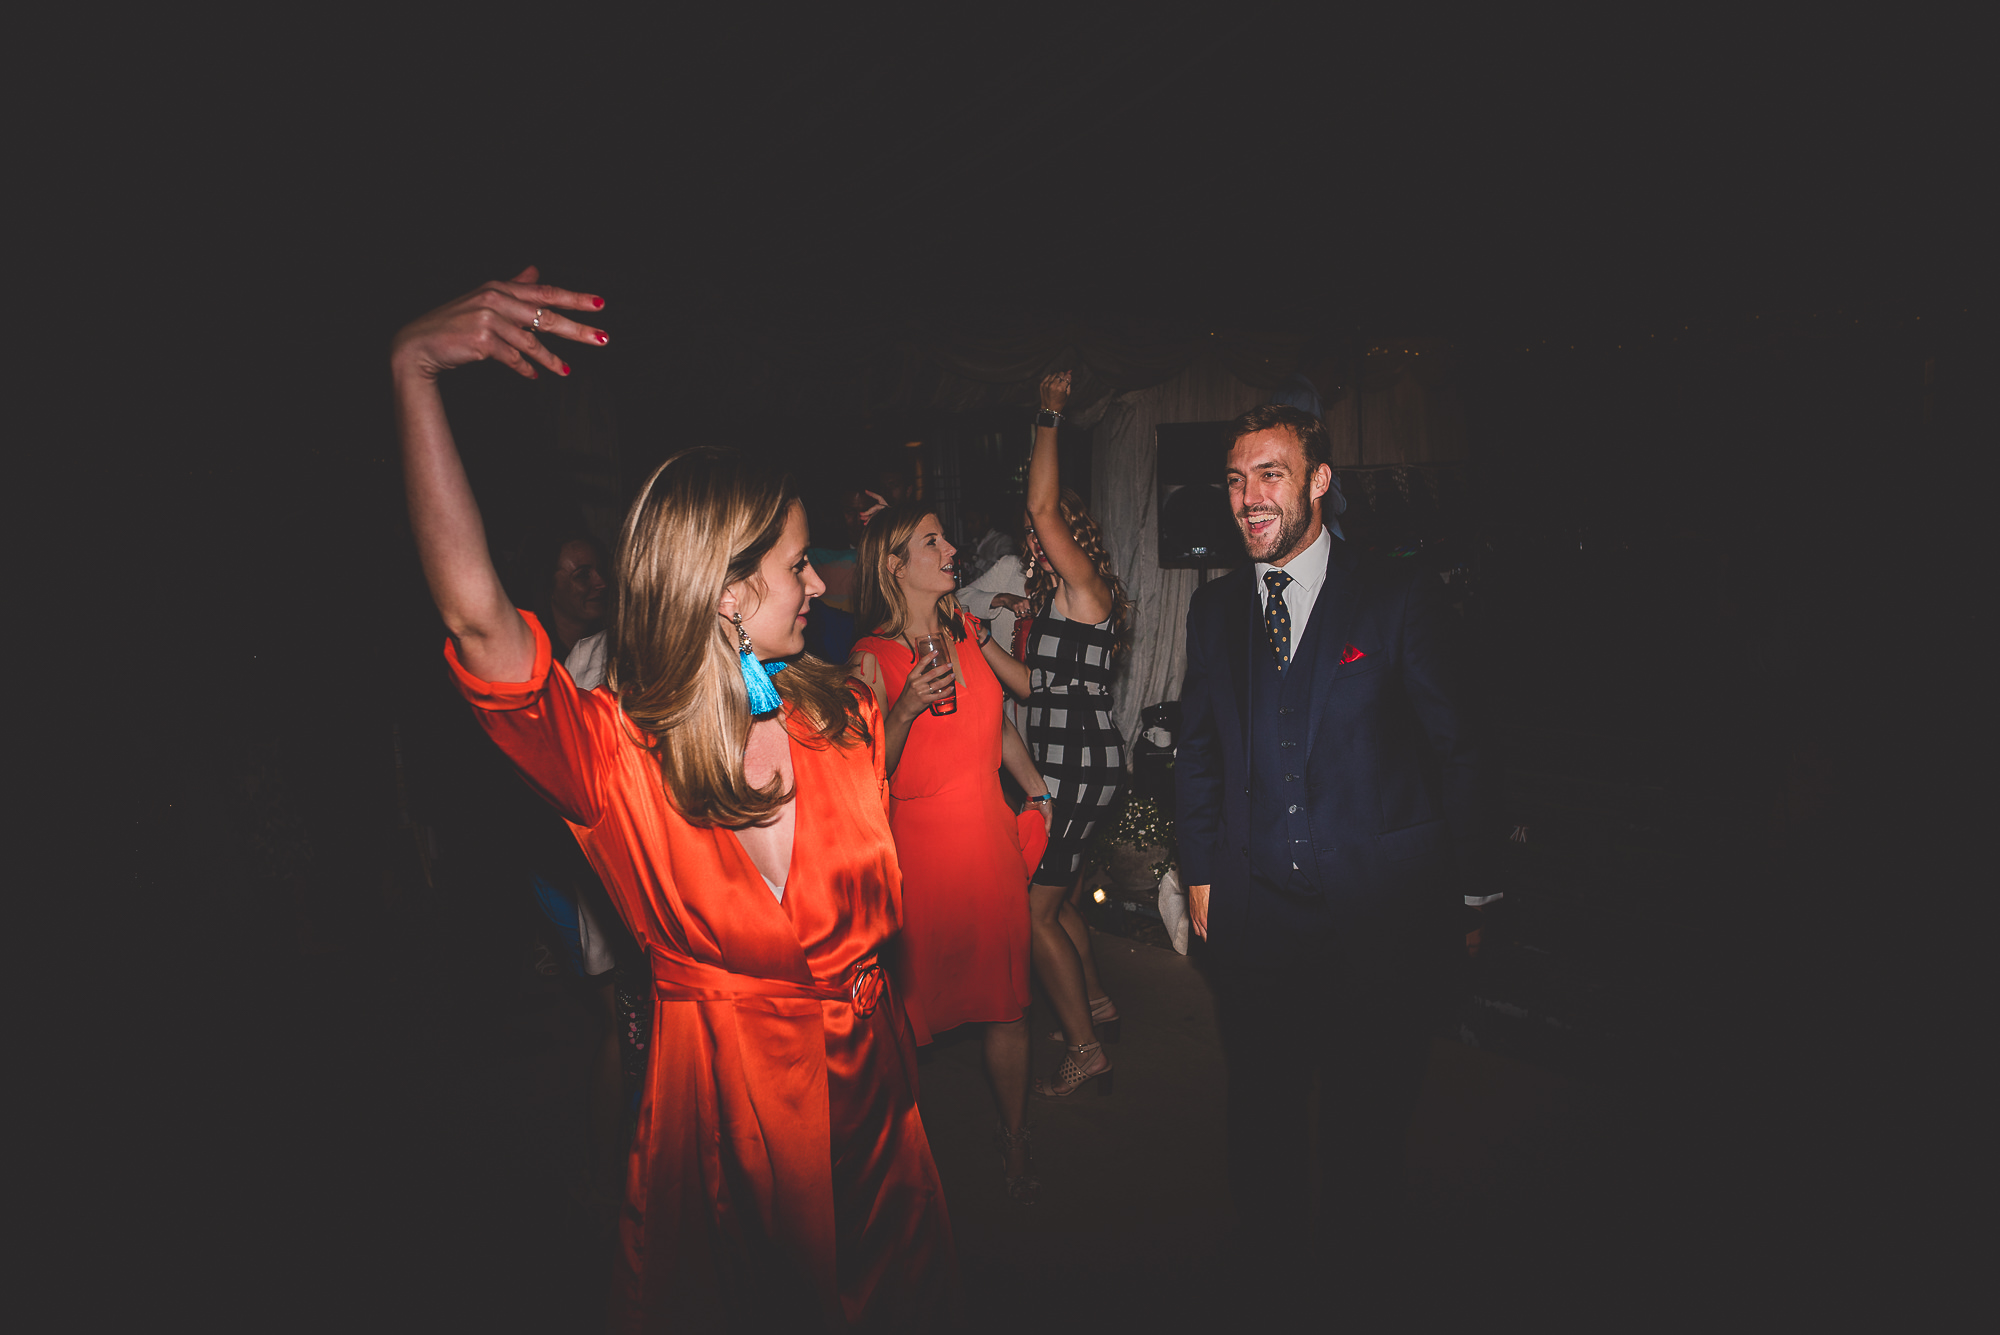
1048 994 1121 1044
993 1121 1039 1204
1034 1041 1114 1098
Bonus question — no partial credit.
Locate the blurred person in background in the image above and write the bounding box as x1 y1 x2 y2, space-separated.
955 499 1013 585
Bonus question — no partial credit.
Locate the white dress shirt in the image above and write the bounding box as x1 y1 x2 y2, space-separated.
1251 523 1333 661
955 556 1028 731
565 630 609 691
959 527 1015 584
957 554 1028 647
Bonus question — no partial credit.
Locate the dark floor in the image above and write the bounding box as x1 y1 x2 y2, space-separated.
918 934 1649 1332
158 860 1970 1334
177 692 1974 1332
253 928 1668 1332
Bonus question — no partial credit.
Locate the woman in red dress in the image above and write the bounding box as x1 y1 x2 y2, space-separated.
846 503 1052 1202
391 269 955 1331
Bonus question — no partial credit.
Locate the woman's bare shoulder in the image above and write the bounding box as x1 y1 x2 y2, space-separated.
1052 582 1113 627
845 646 889 699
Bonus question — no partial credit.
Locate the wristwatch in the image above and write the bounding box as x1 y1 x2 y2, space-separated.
1034 408 1064 429
1027 794 1054 806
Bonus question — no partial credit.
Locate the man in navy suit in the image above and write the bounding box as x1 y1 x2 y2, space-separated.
1176 405 1493 1280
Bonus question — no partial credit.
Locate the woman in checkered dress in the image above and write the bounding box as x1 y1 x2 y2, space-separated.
979 371 1131 1099
1022 614 1123 883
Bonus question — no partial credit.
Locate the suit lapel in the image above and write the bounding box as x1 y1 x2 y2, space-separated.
1304 543 1361 760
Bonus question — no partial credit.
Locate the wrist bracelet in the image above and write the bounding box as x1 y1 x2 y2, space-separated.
1035 408 1063 429
1027 794 1053 805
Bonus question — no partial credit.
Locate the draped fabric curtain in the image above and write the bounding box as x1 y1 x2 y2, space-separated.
1333 339 1466 466
640 318 1465 752
1090 359 1274 749
905 333 1469 748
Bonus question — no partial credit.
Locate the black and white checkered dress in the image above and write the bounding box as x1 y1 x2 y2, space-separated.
1023 606 1126 885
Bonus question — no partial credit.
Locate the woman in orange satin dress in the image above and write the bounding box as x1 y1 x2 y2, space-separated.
391 269 955 1332
846 503 1053 1202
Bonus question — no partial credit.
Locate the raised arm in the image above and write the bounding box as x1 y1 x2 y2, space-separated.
1025 371 1113 623
390 266 608 683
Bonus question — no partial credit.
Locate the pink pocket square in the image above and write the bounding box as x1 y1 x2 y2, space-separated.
1340 644 1366 665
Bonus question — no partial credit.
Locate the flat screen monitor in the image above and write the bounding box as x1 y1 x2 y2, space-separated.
1156 421 1243 569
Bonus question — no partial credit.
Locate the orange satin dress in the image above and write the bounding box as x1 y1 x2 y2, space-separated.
851 615 1046 1046
448 613 957 1333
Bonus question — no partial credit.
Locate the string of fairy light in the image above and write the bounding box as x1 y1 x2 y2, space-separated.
1085 795 1178 882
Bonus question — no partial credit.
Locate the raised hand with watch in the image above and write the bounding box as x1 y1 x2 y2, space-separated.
1033 369 1070 433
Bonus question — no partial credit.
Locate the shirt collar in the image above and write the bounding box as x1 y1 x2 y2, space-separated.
1253 523 1332 597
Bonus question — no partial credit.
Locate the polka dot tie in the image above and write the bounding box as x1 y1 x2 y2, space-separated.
1263 569 1293 670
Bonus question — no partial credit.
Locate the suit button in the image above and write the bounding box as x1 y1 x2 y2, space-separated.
1284 773 1296 782
1288 804 1298 814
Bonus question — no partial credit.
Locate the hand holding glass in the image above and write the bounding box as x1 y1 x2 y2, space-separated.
911 634 958 716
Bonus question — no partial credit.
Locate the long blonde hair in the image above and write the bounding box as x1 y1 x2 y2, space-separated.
1025 488 1131 657
607 448 866 827
852 501 968 646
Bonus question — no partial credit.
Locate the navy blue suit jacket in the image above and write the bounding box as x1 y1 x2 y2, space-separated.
1175 537 1487 952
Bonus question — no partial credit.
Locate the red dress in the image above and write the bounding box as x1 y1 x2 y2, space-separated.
448 613 956 1332
851 615 1047 1045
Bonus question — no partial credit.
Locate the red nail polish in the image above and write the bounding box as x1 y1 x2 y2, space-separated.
561 362 571 376
592 297 604 309
595 332 608 344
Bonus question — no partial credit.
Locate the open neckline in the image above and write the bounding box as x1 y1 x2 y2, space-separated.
732 721 799 904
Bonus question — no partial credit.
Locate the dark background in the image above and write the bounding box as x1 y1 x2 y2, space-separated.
66 9 1989 1327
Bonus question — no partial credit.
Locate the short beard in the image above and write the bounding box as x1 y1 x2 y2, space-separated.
1240 483 1315 563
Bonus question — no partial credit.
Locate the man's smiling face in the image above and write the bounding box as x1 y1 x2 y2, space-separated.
1226 426 1329 566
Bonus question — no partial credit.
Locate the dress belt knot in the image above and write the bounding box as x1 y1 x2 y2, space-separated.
648 950 886 1015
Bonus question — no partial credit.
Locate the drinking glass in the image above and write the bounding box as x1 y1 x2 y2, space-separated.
911 633 958 716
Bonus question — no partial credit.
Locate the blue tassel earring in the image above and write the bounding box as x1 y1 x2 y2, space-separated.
733 612 785 715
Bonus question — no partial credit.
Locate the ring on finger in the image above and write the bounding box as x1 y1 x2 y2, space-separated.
531 309 544 330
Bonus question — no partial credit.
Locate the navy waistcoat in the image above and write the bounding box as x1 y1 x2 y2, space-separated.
1246 606 1329 892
